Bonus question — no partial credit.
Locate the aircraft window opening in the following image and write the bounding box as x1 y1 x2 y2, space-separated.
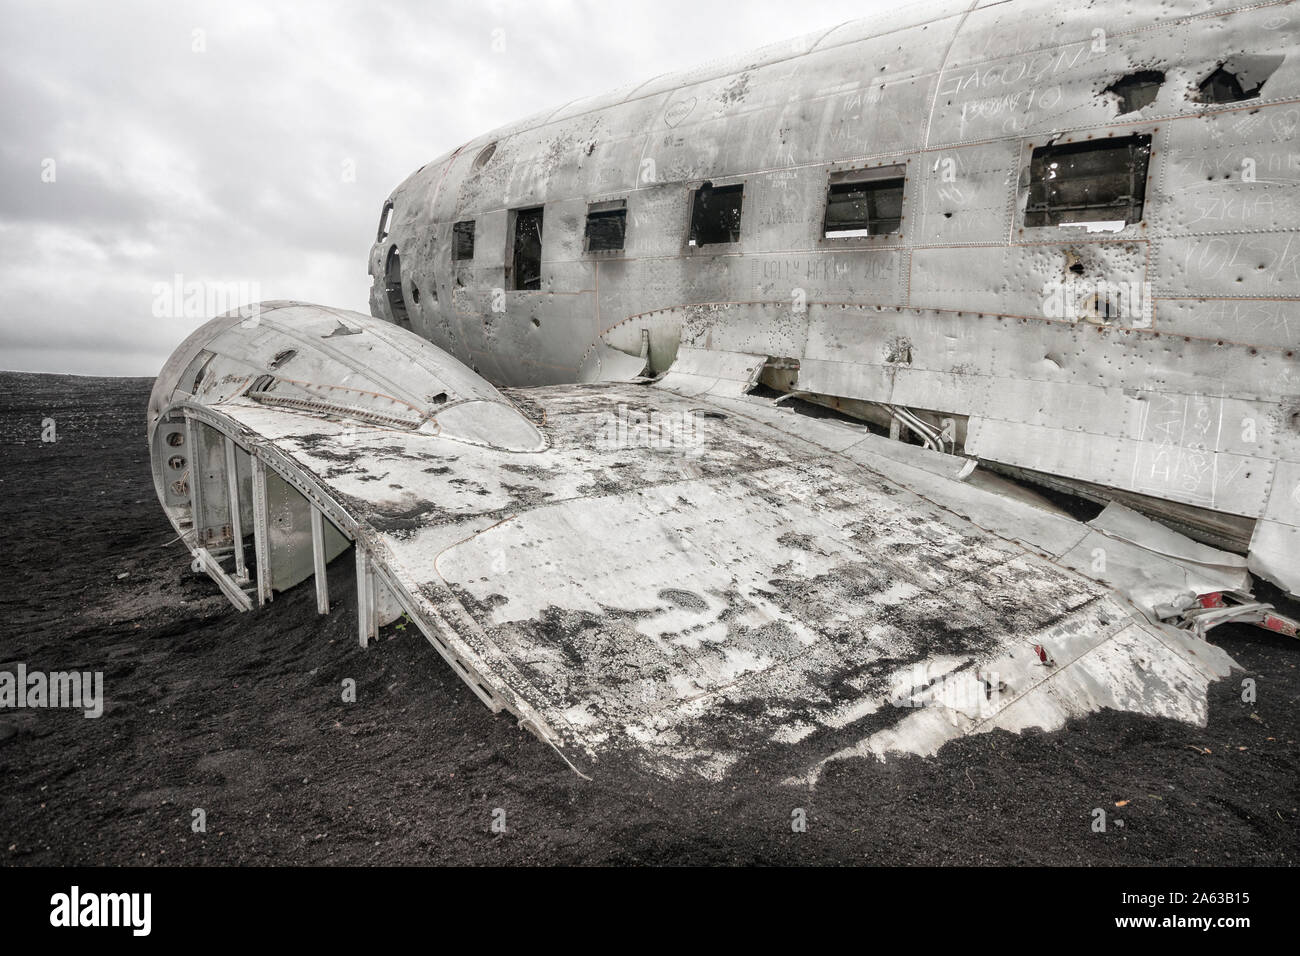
509 207 544 291
1194 55 1284 104
385 245 411 324
179 350 215 394
1104 70 1165 114
1024 134 1152 229
472 141 497 172
688 182 744 246
453 220 476 260
377 201 394 242
585 199 627 253
166 432 185 447
823 166 906 238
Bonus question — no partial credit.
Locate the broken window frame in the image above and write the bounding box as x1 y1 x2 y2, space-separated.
1104 70 1165 115
384 245 410 325
179 350 215 395
822 165 907 239
687 182 745 247
1023 134 1153 230
584 199 628 254
472 141 498 172
1193 55 1284 105
507 206 545 292
452 220 476 261
376 200 394 242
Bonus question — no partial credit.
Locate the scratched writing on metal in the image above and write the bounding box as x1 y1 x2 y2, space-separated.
937 41 1104 99
1133 393 1223 506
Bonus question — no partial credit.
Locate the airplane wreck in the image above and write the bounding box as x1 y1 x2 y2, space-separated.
149 0 1299 782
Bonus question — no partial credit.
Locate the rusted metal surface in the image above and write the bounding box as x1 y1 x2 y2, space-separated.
366 0 1300 596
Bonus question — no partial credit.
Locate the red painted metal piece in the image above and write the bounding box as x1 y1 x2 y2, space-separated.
1262 613 1298 638
1192 591 1299 640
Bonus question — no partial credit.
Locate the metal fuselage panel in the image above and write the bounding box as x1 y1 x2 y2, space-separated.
368 0 1300 590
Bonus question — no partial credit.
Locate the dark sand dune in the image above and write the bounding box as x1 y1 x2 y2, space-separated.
0 371 1295 865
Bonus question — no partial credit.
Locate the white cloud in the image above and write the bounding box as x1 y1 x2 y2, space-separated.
0 0 894 376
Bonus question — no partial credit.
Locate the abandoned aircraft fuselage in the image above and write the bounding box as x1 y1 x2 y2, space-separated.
369 0 1300 596
149 0 1300 780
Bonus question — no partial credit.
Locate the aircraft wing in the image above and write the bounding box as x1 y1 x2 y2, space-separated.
149 305 1268 782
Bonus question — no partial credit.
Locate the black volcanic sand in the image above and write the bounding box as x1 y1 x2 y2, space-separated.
0 371 1296 866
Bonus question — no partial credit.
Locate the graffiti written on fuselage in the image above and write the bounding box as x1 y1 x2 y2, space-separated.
1132 392 1222 506
1186 193 1284 226
752 255 897 290
959 86 1063 123
1181 234 1300 285
937 41 1104 100
1203 299 1296 337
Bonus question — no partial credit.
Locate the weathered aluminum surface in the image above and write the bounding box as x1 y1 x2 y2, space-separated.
367 0 1300 595
147 0 1300 776
149 306 1245 781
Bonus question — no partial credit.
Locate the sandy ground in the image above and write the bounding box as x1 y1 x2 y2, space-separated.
0 370 1296 866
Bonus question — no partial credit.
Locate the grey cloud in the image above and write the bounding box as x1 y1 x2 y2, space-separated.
0 0 884 376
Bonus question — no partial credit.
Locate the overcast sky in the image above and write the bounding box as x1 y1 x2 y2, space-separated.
0 0 901 376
